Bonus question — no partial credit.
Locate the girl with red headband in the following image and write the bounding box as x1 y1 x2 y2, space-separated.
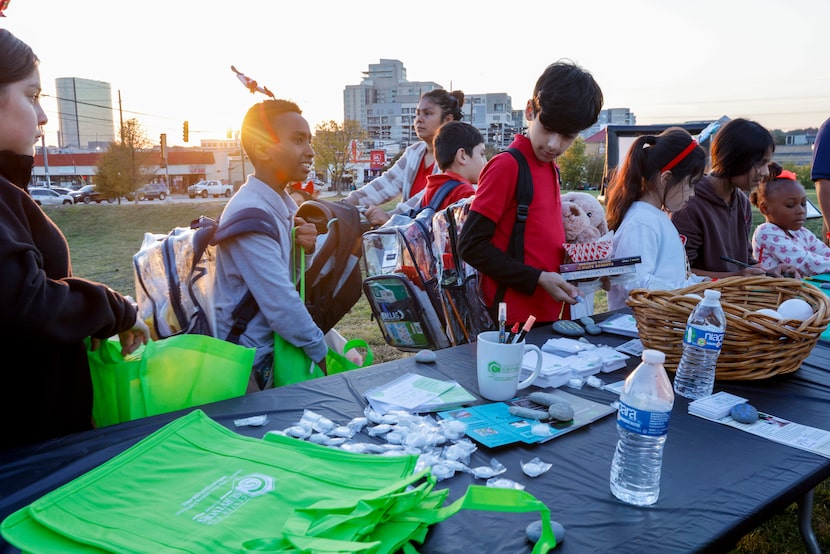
750 162 830 277
604 127 708 310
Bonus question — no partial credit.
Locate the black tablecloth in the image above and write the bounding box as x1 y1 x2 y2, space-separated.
2 316 829 553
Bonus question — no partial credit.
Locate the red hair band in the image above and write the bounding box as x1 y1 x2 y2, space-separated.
776 169 798 181
661 140 698 172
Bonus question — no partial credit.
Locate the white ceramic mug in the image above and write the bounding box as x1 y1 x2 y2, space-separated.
476 330 542 401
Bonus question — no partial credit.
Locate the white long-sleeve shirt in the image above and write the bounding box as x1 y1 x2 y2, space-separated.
343 141 438 215
608 201 704 310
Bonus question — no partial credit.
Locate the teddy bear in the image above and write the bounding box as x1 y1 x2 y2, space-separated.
561 191 609 240
561 192 608 244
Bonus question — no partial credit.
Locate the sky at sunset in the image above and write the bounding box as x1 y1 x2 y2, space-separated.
3 0 829 148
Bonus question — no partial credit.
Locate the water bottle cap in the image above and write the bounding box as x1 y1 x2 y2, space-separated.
703 289 721 300
642 349 666 364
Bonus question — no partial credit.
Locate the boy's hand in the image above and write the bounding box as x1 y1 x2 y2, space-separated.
293 217 318 252
537 271 581 304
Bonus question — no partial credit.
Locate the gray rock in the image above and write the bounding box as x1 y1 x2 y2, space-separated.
547 400 574 422
730 403 759 424
414 349 437 363
526 519 566 545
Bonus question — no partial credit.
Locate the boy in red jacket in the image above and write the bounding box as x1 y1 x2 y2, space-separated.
420 121 487 210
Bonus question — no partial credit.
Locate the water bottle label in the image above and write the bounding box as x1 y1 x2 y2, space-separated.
683 324 724 350
617 401 671 436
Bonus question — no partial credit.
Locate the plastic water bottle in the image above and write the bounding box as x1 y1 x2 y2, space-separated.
673 289 726 400
610 349 674 506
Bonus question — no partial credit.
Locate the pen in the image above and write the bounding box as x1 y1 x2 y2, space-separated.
498 302 507 343
513 315 536 344
719 255 752 269
720 255 776 276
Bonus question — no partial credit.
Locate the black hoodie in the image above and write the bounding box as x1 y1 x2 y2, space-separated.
0 151 137 450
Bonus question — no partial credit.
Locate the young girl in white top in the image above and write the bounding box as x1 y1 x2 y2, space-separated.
605 127 708 310
750 162 830 278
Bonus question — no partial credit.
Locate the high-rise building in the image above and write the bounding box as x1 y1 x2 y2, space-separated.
344 59 443 145
343 59 519 147
55 77 115 150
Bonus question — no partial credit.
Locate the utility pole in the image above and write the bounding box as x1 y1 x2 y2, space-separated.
118 90 124 144
41 134 51 187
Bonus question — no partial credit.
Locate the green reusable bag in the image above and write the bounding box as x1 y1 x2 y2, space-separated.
87 337 147 427
272 245 373 387
87 334 254 426
1 410 556 554
271 335 373 387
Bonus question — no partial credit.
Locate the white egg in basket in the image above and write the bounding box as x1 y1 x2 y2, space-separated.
754 308 782 320
776 298 814 321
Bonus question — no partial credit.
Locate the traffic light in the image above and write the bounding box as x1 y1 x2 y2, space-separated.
182 120 189 143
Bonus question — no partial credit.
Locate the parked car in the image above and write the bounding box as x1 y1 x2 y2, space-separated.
187 179 233 199
51 187 75 197
29 187 74 206
69 185 115 204
127 183 169 201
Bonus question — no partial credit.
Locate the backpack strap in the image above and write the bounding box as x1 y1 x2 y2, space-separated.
208 207 281 345
492 148 533 309
409 180 463 218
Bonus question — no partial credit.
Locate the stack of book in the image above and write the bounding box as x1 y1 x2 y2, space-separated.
560 255 641 281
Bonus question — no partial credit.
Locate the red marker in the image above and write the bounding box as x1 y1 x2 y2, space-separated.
513 315 536 343
506 322 520 344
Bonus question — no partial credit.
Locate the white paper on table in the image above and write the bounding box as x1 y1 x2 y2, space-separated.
364 372 455 410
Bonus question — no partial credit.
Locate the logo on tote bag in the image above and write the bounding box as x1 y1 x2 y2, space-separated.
181 470 276 525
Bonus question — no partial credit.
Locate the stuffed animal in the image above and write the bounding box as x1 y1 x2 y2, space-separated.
561 192 608 238
561 200 602 243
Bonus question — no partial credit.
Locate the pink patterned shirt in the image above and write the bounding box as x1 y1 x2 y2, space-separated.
752 222 830 276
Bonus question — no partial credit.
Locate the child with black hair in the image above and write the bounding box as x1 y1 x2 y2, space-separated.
458 60 603 324
420 121 487 211
605 127 708 310
750 163 830 278
213 99 326 391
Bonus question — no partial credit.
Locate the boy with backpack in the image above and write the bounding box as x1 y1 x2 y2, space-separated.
458 61 604 325
213 99 326 392
420 121 487 211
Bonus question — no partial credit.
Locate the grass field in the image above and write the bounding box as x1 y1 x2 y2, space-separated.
42 192 829 553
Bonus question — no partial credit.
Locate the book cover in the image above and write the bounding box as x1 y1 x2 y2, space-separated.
561 264 637 281
559 255 641 274
438 390 616 448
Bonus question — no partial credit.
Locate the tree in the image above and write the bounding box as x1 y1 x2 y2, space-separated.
781 162 814 190
585 153 605 189
95 119 157 203
557 137 587 190
312 120 366 193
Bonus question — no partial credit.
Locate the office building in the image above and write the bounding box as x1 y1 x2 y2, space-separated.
55 77 116 150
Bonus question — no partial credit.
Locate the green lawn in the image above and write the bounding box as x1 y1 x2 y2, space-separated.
42 192 829 553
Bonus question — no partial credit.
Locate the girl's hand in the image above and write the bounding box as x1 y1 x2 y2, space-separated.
119 315 150 356
767 263 801 279
364 206 390 227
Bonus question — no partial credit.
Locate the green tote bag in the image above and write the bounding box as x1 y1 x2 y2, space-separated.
2 410 557 553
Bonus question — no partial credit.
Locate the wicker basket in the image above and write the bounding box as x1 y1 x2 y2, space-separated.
626 276 830 380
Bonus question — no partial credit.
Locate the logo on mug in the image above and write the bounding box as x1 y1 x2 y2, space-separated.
488 361 501 374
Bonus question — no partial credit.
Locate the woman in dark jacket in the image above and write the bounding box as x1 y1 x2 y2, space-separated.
0 29 149 450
